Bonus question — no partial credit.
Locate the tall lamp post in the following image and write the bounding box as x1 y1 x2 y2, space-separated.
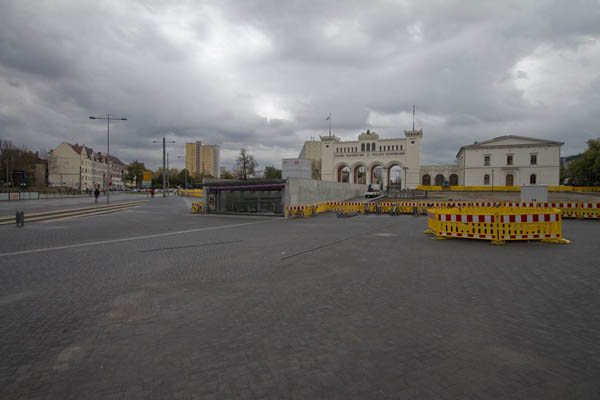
177 155 187 188
152 137 176 197
89 113 127 204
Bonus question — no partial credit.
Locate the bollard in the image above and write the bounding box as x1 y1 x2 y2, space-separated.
16 211 24 227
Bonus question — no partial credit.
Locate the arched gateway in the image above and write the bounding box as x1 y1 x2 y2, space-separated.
320 129 423 189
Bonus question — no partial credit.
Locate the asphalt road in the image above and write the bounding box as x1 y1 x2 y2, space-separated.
1 197 599 399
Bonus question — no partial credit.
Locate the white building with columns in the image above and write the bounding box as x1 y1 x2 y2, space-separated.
299 131 562 189
319 129 423 189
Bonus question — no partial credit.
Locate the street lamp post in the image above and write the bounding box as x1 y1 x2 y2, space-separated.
89 113 127 204
153 137 176 197
177 155 187 188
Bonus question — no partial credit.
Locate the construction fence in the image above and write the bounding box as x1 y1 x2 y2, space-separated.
425 207 569 245
417 185 600 192
179 189 203 198
286 200 600 219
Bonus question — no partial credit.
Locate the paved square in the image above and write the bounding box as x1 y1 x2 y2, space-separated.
1 197 599 399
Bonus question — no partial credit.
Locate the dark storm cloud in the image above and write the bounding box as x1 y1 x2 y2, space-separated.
1 0 599 170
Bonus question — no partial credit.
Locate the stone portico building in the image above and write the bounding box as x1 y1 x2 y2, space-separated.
319 129 423 189
300 131 562 189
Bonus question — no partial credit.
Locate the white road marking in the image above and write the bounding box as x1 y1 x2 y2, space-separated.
0 219 275 258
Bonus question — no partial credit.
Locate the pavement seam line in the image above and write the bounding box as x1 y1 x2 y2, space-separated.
0 219 275 258
280 226 385 261
0 200 147 221
140 240 243 253
1 203 144 225
38 204 142 223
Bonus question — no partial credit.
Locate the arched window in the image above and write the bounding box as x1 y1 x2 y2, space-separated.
484 174 490 185
449 174 459 186
361 143 365 151
372 143 376 151
338 166 350 183
435 174 445 186
506 174 514 186
530 174 536 184
389 165 402 186
354 166 366 184
422 175 431 186
366 143 370 151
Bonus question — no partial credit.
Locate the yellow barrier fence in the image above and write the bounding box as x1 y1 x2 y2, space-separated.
425 207 568 245
417 185 600 192
191 202 203 213
284 200 600 219
180 189 204 198
581 202 600 219
286 202 329 218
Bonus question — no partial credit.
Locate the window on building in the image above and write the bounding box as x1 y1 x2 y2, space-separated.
507 155 513 165
530 174 536 184
484 174 490 185
484 155 491 166
530 154 537 165
366 143 370 151
361 143 365 151
372 143 376 151
400 145 403 150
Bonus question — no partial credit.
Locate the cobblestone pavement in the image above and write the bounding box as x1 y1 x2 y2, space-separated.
1 197 599 399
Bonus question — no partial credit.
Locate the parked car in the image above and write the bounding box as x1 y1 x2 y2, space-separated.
365 184 382 198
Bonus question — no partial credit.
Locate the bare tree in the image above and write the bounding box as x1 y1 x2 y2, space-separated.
235 148 258 180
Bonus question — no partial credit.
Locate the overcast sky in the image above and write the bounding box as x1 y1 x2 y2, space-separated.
1 0 599 170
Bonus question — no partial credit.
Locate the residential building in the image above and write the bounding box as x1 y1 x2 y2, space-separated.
48 142 127 190
185 141 220 178
34 152 48 187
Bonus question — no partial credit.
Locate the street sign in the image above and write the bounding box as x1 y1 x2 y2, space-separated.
12 170 26 182
143 171 152 183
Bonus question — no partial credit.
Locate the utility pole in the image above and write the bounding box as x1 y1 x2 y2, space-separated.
153 137 176 197
167 152 170 194
5 155 8 192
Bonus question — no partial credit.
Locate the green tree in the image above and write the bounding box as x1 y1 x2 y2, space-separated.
124 160 146 188
568 138 600 186
0 140 37 189
264 165 282 179
220 169 235 180
235 148 258 180
178 169 190 187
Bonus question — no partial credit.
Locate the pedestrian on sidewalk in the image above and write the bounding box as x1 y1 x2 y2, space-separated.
150 188 155 198
94 187 100 203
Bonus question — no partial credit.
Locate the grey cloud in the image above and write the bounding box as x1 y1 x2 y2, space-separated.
1 0 599 171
